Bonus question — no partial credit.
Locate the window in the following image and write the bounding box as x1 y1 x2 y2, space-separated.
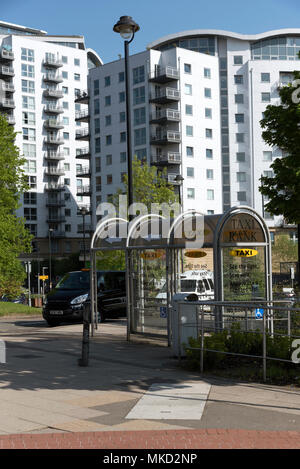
105 115 111 126
63 132 69 140
63 117 69 125
21 63 34 78
186 146 194 157
62 71 68 79
184 63 191 73
106 154 112 165
65 224 71 232
234 75 244 84
21 48 34 62
74 58 80 66
186 125 193 136
22 96 35 109
22 80 35 94
74 73 80 81
206 128 213 138
187 167 194 178
25 176 36 189
23 159 36 173
22 128 35 141
235 113 244 123
22 112 35 125
64 163 70 171
106 135 112 146
119 71 125 82
119 91 125 103
235 94 244 104
94 79 99 96
207 189 214 200
105 95 111 106
207 210 214 215
133 86 145 105
184 84 192 95
204 68 211 78
234 55 243 65
206 169 214 179
261 73 270 82
237 191 247 201
136 148 147 161
236 152 246 162
104 76 111 87
63 101 69 109
264 170 274 178
134 128 146 146
236 133 244 143
94 118 100 134
263 151 272 161
205 108 212 118
120 152 126 163
237 172 246 182
119 111 126 123
62 86 68 95
204 88 211 98
206 149 213 159
24 207 37 220
24 192 37 205
134 107 146 125
262 92 271 102
94 99 100 114
185 104 193 115
187 188 195 199
95 137 101 153
120 131 126 142
107 174 113 184
64 147 70 156
62 56 68 64
23 143 36 158
133 66 145 84
64 178 70 186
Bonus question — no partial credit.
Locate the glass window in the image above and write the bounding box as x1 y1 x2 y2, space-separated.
263 151 272 161
74 58 80 66
133 66 145 84
186 146 194 157
206 149 213 159
94 99 100 114
94 118 100 133
106 154 112 165
136 148 147 161
236 133 244 143
120 131 126 142
234 75 243 84
187 188 195 199
62 71 68 79
21 64 34 78
187 167 194 178
119 91 125 103
237 191 247 201
204 68 211 78
185 104 193 115
235 113 244 123
185 84 192 95
204 88 211 98
22 112 35 125
261 73 270 82
22 80 35 94
237 172 246 182
134 128 146 146
186 125 193 136
235 94 244 104
206 128 213 138
21 48 34 62
236 152 245 162
133 86 145 105
105 115 111 126
205 108 212 118
94 79 99 96
207 189 214 200
120 111 126 123
262 92 271 102
105 95 111 106
206 169 214 179
62 56 68 63
22 96 35 109
119 71 125 82
95 137 101 153
63 132 69 140
62 86 68 94
22 128 35 141
74 73 80 81
104 76 111 87
23 143 36 158
134 107 146 126
234 55 243 65
120 152 126 163
106 135 112 146
184 63 191 73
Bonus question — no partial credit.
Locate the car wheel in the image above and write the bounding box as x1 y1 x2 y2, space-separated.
97 311 106 323
46 319 60 327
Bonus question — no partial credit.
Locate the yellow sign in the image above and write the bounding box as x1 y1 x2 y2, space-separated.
184 250 207 259
140 250 163 260
39 275 49 280
230 249 258 258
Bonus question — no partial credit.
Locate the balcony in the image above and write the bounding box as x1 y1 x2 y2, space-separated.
47 215 66 223
76 185 91 196
43 88 64 99
76 166 91 177
44 104 64 114
51 230 66 238
75 109 90 122
43 73 63 84
149 87 180 104
43 56 63 68
164 173 182 185
0 65 14 77
45 183 65 191
75 89 89 104
75 128 90 141
77 204 91 215
44 151 65 161
77 224 93 234
44 167 65 176
150 108 180 124
0 98 15 109
5 114 15 125
150 130 181 145
0 48 14 62
76 147 90 159
45 135 65 145
44 118 64 129
1 82 15 93
151 152 181 166
149 66 179 83
46 198 66 207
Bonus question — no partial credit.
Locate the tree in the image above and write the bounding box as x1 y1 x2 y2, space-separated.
259 69 300 285
272 234 298 272
0 114 32 297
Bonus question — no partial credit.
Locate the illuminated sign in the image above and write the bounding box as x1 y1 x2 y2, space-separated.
140 250 164 260
184 250 207 258
230 249 258 258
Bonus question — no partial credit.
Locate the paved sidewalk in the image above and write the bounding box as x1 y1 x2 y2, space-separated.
0 429 299 449
0 317 300 448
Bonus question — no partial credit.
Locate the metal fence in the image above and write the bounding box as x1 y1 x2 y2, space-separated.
175 300 300 382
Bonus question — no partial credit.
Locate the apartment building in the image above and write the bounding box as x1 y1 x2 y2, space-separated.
0 20 102 260
86 28 300 242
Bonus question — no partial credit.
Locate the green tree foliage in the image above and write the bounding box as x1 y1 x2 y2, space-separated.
272 234 298 271
0 115 32 296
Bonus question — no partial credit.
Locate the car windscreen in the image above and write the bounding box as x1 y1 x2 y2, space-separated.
55 272 90 290
181 279 197 292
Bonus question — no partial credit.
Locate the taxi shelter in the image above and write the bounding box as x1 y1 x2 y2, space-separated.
89 206 272 343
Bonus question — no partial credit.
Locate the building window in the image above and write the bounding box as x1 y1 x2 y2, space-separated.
95 137 101 153
186 146 194 157
94 99 100 114
133 86 145 105
119 91 125 103
24 192 37 205
207 189 214 200
237 172 246 182
206 169 214 179
187 167 194 178
104 76 111 87
133 66 145 84
62 86 68 95
23 143 36 158
63 101 69 109
206 128 213 138
106 135 112 146
186 125 193 137
63 132 69 140
105 95 111 106
22 128 36 141
262 92 271 103
62 71 68 79
184 84 192 95
134 128 146 146
63 117 69 125
235 94 244 104
94 118 100 134
204 67 211 78
74 73 80 81
236 133 244 143
237 191 247 201
206 149 213 159
120 131 126 143
184 63 191 74
22 96 35 110
94 79 99 96
22 112 35 125
62 56 68 64
205 108 212 118
187 188 195 199
119 71 125 82
234 55 243 65
74 58 80 66
106 154 112 165
234 75 244 84
22 80 35 94
261 73 270 82
120 111 126 123
185 104 193 115
107 174 113 184
134 107 146 125
24 207 37 221
235 113 244 123
21 48 34 62
236 152 246 162
105 115 111 126
263 151 272 161
136 148 147 161
120 152 127 163
204 88 211 98
21 63 34 78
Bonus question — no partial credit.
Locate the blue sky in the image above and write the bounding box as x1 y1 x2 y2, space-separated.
2 0 300 63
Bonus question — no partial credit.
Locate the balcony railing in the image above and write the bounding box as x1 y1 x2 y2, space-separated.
150 108 180 123
46 198 66 207
50 230 66 238
77 204 91 215
75 89 89 103
76 185 91 195
43 89 64 99
45 135 65 145
44 167 65 176
75 128 90 140
149 66 180 83
0 98 15 109
165 173 182 185
75 109 90 122
149 87 180 103
44 118 64 129
1 82 15 92
76 147 90 159
77 224 93 233
76 166 91 177
151 152 181 165
47 216 66 223
45 183 65 191
0 49 14 61
150 130 181 145
0 65 14 76
43 73 63 83
44 104 64 114
43 57 63 68
44 151 65 161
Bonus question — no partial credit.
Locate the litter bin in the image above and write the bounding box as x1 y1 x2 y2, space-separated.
171 293 200 357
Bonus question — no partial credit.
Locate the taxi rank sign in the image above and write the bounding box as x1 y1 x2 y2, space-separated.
222 216 265 244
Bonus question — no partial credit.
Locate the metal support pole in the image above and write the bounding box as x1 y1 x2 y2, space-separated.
78 301 90 367
200 306 204 374
124 39 134 221
263 310 267 382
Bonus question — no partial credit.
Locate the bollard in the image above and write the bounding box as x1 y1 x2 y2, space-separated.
78 301 90 367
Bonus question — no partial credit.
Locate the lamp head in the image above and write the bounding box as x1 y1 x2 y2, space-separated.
113 16 140 41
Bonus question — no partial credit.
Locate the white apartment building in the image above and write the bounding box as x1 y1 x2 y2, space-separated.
87 28 300 241
0 20 102 260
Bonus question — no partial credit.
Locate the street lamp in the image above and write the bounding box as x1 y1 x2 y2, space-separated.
48 228 53 290
113 16 140 220
174 174 184 209
80 206 88 267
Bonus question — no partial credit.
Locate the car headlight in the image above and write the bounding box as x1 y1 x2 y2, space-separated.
70 293 88 305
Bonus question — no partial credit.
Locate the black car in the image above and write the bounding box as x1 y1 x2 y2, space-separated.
42 270 126 326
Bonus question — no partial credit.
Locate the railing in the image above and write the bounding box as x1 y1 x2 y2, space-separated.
175 299 300 382
46 199 66 207
76 166 90 176
77 223 93 233
0 65 14 75
75 109 90 120
149 66 180 80
43 89 64 98
43 73 63 82
45 183 65 191
0 98 15 108
0 49 14 60
75 128 90 139
76 147 90 157
45 135 64 144
76 185 91 194
44 119 64 128
150 130 181 143
150 108 180 121
166 173 182 184
151 152 181 164
44 104 63 113
75 89 89 100
43 57 63 67
44 167 65 176
1 82 14 92
44 151 65 160
149 87 180 101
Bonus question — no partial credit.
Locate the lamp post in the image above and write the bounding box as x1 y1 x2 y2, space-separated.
174 174 184 210
48 228 53 290
113 16 140 220
80 207 88 267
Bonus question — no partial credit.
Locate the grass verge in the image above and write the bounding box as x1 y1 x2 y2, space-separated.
0 302 42 317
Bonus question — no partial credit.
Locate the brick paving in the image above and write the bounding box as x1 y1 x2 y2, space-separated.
0 429 299 449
